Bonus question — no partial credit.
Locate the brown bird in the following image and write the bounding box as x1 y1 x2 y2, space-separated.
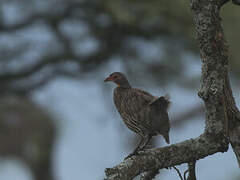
104 72 170 159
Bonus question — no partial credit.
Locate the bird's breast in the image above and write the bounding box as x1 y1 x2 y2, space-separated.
113 87 128 113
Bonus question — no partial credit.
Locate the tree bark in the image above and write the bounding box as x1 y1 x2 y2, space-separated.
187 161 196 180
191 0 240 167
104 0 240 179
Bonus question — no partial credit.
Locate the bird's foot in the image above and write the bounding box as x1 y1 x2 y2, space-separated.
124 151 139 160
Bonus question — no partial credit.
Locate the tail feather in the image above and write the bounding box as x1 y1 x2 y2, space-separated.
236 152 240 168
163 94 171 109
163 132 170 144
150 95 171 110
149 94 171 144
232 145 240 167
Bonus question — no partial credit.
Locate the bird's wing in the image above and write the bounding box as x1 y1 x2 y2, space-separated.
113 87 156 133
125 88 156 116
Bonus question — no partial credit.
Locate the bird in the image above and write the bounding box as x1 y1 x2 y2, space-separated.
104 72 170 159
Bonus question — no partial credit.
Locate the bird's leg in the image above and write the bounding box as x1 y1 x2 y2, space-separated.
124 135 152 160
124 137 144 160
138 135 152 151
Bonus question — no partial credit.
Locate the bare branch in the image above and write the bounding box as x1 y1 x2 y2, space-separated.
184 170 189 180
187 161 196 180
191 0 240 167
173 166 183 180
105 134 228 180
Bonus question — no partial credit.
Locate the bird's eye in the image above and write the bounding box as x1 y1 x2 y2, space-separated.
113 75 118 79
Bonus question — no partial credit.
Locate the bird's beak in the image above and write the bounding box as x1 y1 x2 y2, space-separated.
104 76 113 82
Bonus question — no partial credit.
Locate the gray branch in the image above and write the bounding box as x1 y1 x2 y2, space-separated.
105 135 228 180
104 0 240 179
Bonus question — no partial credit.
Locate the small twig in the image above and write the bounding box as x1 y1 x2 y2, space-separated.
184 170 189 180
173 166 183 180
187 161 197 180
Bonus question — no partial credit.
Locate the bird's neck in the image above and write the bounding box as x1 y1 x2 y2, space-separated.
118 83 131 88
117 79 131 88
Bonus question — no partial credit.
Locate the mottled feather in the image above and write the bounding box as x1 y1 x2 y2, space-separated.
114 87 170 143
105 72 170 158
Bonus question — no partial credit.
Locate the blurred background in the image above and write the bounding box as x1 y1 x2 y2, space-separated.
0 0 239 179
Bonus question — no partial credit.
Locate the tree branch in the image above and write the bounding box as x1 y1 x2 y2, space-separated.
105 134 228 180
191 0 240 167
173 166 183 180
186 161 196 180
104 0 240 179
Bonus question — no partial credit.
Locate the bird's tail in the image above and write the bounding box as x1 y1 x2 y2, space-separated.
232 145 240 167
163 132 170 144
150 94 171 110
149 95 171 144
236 152 240 168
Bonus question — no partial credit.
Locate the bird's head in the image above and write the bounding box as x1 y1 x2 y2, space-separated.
104 72 131 88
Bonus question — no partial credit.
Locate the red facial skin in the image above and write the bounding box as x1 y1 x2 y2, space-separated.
104 75 118 82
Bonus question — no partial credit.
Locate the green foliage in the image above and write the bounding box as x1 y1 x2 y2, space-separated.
0 0 239 93
222 4 240 76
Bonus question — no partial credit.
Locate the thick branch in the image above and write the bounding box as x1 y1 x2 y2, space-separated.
191 0 240 167
105 134 228 180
